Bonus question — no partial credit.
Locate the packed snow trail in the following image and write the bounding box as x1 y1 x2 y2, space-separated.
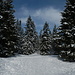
0 53 75 75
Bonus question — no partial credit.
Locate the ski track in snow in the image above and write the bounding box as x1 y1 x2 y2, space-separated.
0 53 75 75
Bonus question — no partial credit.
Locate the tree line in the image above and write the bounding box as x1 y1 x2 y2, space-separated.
0 0 75 62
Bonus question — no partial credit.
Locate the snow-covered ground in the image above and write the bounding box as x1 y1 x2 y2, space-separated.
0 53 75 75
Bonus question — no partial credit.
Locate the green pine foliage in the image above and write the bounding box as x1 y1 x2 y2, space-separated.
1 0 75 62
53 25 57 34
15 19 24 54
39 22 52 55
52 25 59 54
0 0 4 53
0 0 19 57
57 0 75 61
22 16 38 55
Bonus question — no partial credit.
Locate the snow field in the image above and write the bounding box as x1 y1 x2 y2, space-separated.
0 53 75 75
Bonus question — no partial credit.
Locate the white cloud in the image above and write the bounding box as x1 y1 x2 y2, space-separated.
20 17 27 24
33 7 62 24
16 6 62 33
17 7 62 25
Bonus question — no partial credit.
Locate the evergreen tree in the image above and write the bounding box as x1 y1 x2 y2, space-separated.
57 0 75 61
0 0 19 57
0 0 3 19
39 22 52 55
53 25 57 34
22 16 38 55
0 0 4 54
15 19 24 54
52 25 59 54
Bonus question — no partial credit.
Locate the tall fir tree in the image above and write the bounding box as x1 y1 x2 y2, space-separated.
22 16 38 55
52 25 59 54
0 0 3 19
0 0 4 54
39 22 52 55
0 0 19 57
53 25 57 34
57 0 75 61
15 19 24 54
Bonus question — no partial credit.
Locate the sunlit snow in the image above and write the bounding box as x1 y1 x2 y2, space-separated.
63 22 68 24
0 15 3 19
0 53 75 75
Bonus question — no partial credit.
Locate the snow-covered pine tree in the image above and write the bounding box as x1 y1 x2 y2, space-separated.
0 0 19 57
22 16 38 55
58 0 75 61
39 22 52 55
0 0 3 19
53 25 57 34
15 19 24 54
0 0 4 55
52 25 59 54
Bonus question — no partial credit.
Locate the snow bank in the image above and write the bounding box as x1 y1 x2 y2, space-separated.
0 53 75 75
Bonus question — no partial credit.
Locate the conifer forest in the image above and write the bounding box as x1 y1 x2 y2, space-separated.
1 0 75 63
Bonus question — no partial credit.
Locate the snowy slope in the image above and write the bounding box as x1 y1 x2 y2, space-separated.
0 53 75 75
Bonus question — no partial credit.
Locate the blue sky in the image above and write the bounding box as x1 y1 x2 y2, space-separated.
13 0 66 33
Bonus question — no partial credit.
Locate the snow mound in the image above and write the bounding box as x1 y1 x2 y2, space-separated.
0 54 75 75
